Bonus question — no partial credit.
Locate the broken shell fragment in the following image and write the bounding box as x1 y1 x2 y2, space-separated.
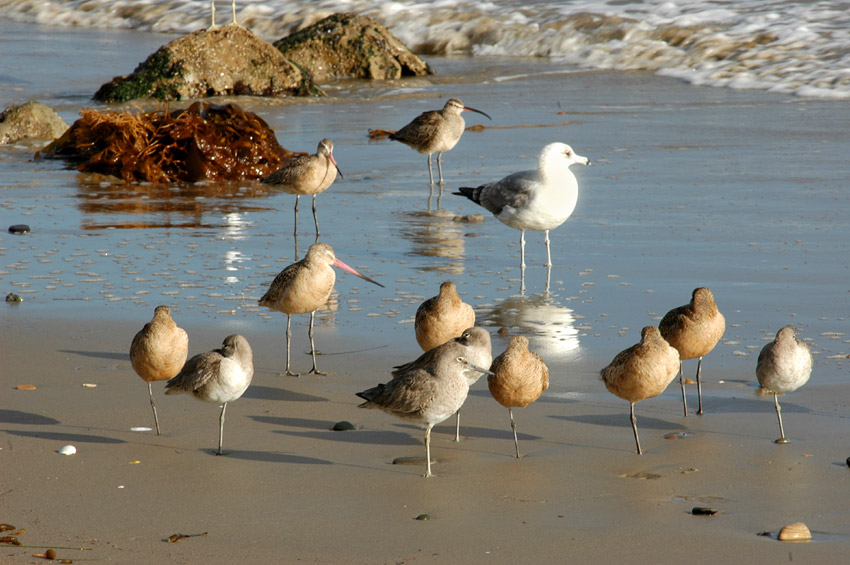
57 445 77 455
778 522 812 541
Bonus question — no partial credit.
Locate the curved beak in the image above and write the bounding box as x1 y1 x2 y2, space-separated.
332 258 384 288
329 153 344 179
463 106 492 121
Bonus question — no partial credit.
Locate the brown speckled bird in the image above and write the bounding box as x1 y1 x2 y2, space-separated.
488 335 549 458
130 305 189 435
600 326 680 454
414 281 476 351
659 287 725 416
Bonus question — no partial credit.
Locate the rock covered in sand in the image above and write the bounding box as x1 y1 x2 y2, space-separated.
274 13 433 81
94 24 321 103
0 101 68 144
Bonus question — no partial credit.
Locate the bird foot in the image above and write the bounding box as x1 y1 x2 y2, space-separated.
308 369 329 376
280 370 301 377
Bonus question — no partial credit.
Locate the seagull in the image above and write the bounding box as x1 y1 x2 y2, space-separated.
454 142 589 290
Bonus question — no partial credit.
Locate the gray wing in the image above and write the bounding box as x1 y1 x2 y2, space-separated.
165 350 223 393
476 170 538 216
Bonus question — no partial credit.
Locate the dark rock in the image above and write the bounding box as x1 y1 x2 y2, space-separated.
332 421 355 431
94 24 320 103
5 293 23 303
0 101 68 144
274 13 433 81
8 224 31 234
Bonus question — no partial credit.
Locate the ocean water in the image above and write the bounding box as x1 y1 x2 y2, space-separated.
1 6 849 400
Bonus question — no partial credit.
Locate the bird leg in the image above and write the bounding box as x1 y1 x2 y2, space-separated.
426 154 434 186
510 408 520 458
284 315 299 377
148 382 161 436
774 393 787 442
544 230 552 268
312 194 320 237
216 402 227 456
695 356 704 415
520 230 527 294
630 402 642 455
436 152 445 185
307 311 328 376
453 410 461 442
293 194 300 237
679 361 688 417
424 425 433 478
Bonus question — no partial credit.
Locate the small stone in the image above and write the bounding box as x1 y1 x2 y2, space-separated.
6 293 23 303
775 437 791 445
414 514 430 521
497 327 509 338
45 548 57 560
691 507 718 516
332 421 355 431
778 522 812 541
845 456 850 468
8 224 30 234
57 445 77 455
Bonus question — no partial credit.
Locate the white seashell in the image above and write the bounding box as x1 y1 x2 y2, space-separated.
778 522 812 541
130 427 153 432
57 445 77 455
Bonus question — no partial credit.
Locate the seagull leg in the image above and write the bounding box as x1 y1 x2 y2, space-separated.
284 314 299 376
510 408 520 458
774 393 787 442
453 410 461 442
216 402 227 456
312 194 321 237
424 425 433 477
436 152 445 185
426 154 434 186
520 230 527 293
307 311 328 376
293 194 300 237
544 230 552 268
148 382 161 435
679 361 688 417
630 402 642 455
695 356 704 415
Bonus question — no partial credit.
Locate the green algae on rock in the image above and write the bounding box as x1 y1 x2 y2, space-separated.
274 13 433 82
94 24 320 103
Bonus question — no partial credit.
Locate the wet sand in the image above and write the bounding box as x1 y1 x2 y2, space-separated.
3 21 850 562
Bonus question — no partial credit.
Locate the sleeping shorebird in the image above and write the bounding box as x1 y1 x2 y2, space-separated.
164 334 254 455
488 335 549 458
392 327 492 442
454 142 589 290
600 326 680 454
390 98 491 186
261 139 342 238
756 325 813 444
357 352 493 477
659 287 726 417
414 281 476 351
258 242 384 376
129 305 189 435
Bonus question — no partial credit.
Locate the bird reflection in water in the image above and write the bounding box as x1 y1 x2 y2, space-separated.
397 209 471 275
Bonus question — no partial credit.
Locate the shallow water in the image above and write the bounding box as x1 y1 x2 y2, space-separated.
2 22 850 401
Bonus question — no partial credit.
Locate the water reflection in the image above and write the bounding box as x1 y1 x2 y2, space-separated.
395 209 469 275
75 175 276 230
479 292 580 359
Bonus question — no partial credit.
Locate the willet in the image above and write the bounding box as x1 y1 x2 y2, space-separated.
357 353 493 477
756 325 812 444
261 139 342 238
600 326 680 454
390 98 491 186
659 287 726 416
488 335 549 458
129 305 189 435
392 327 492 442
258 242 384 376
164 334 254 455
454 142 589 290
414 281 476 351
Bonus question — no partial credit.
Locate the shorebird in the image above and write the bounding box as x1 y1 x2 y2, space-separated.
756 325 813 444
164 334 254 455
261 139 342 237
600 326 680 454
659 287 726 417
488 335 549 458
390 98 491 186
414 281 476 351
392 327 492 442
258 242 384 376
129 305 189 435
454 142 589 290
357 353 493 477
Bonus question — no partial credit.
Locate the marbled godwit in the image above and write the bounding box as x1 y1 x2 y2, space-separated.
258 242 384 376
261 138 342 237
392 327 492 442
659 287 726 416
454 142 589 290
390 98 491 186
129 305 189 435
414 281 476 351
164 334 253 455
488 335 549 458
600 326 680 454
756 325 812 444
357 353 493 477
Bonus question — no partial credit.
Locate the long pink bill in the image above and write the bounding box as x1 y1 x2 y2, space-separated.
332 258 384 288
463 106 492 121
329 153 344 179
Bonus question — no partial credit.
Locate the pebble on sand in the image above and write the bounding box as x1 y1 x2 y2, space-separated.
8 224 30 234
777 522 812 541
57 445 77 455
6 293 23 303
332 421 355 431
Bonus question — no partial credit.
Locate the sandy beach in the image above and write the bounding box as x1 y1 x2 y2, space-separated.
3 17 850 563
